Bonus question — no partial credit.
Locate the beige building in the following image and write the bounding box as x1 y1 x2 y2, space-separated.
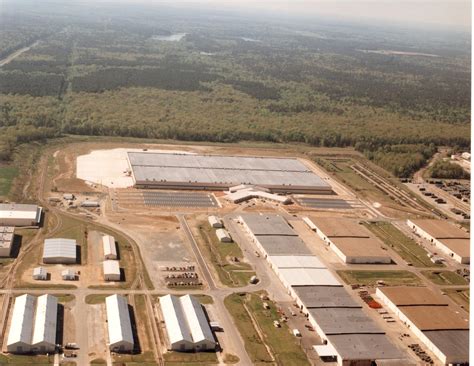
103 260 121 281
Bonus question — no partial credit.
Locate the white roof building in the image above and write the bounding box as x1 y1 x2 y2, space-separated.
105 295 134 352
279 268 341 288
0 204 42 227
268 255 326 269
43 238 77 264
33 267 48 280
102 235 117 260
208 216 223 228
61 269 76 280
7 294 58 354
0 226 14 257
160 294 215 351
103 260 121 281
216 228 232 242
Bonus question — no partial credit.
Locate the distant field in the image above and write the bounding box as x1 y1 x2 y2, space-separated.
0 166 18 197
364 222 443 267
421 270 469 286
337 270 422 286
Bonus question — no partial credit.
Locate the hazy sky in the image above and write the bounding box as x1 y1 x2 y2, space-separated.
101 0 471 30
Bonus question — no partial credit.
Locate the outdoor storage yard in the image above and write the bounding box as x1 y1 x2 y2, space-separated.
0 141 468 366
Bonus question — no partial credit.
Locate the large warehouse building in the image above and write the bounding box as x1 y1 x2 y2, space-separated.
160 294 216 351
239 214 406 365
376 286 469 365
407 219 470 264
0 226 14 257
307 217 391 264
105 295 134 352
127 152 332 194
42 238 77 264
7 294 58 354
0 204 42 227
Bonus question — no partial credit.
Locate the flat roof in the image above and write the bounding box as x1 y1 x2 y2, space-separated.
279 268 341 286
438 238 470 258
328 334 405 361
292 286 361 308
423 330 469 362
409 219 469 239
400 306 469 331
128 152 330 190
268 255 326 269
257 236 312 256
378 286 449 306
241 214 297 236
308 307 383 335
309 217 370 238
0 204 41 222
329 237 390 258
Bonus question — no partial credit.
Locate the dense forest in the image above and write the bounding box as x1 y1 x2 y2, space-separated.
428 160 469 179
0 0 470 177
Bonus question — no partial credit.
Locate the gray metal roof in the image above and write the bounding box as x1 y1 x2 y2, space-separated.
422 330 469 363
293 286 361 308
43 238 76 260
128 152 329 190
327 334 405 361
241 214 297 236
257 236 312 256
308 307 383 335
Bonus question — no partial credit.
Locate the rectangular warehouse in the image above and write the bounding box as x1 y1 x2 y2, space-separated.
376 286 469 365
105 295 134 352
127 152 332 194
407 219 470 264
0 226 14 257
43 238 77 264
160 294 216 351
308 217 391 264
102 235 117 260
7 294 58 354
103 260 121 281
0 204 42 227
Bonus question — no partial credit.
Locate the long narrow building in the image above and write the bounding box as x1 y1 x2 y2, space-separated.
160 294 215 351
6 294 58 354
0 204 42 227
105 295 134 352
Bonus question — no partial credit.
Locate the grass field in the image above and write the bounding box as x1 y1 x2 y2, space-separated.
85 294 108 304
0 166 18 197
163 351 218 365
421 270 469 286
337 270 422 286
0 354 53 364
224 292 310 366
197 223 255 287
443 288 470 311
364 222 443 267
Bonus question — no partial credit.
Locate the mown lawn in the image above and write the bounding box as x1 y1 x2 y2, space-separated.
421 270 468 286
0 166 18 197
337 270 422 286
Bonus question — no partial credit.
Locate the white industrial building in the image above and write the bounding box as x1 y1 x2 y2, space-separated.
103 260 121 281
215 228 232 243
43 238 77 264
6 294 57 354
102 235 117 260
80 200 100 208
0 204 42 227
224 185 291 205
407 219 470 264
208 216 222 228
61 269 76 281
105 295 134 352
376 286 469 365
33 267 48 280
160 294 216 351
0 226 14 257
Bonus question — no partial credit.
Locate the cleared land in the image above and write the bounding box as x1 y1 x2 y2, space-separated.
363 221 443 267
421 270 469 286
337 270 422 286
195 220 255 287
224 292 310 366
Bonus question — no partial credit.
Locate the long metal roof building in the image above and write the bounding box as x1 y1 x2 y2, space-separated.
102 235 117 260
7 294 58 354
43 238 77 264
160 294 215 351
105 294 134 352
0 204 42 227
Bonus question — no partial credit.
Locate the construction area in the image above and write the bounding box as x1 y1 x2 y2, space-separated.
0 141 468 366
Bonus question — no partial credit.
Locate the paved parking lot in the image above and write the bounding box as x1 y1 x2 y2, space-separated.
295 197 352 209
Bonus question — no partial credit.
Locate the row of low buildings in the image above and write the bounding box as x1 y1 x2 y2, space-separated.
376 286 469 365
159 294 216 352
407 219 470 264
223 184 291 205
208 215 232 242
304 217 392 264
239 213 407 365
